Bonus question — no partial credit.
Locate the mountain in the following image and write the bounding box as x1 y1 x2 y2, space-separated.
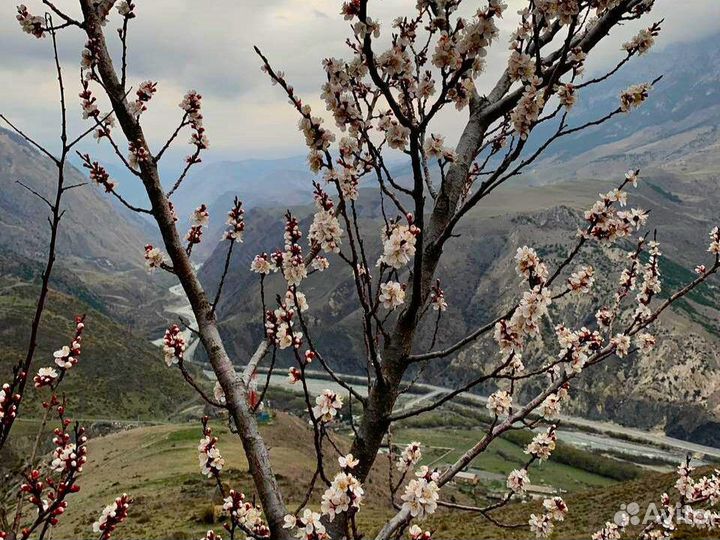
158 156 318 260
197 166 720 446
525 34 720 183
0 128 155 269
0 127 176 335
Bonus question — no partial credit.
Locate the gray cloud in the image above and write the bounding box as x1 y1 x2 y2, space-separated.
1 0 718 160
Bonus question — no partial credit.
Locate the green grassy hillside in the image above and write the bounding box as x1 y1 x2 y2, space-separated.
0 278 196 421
31 414 709 540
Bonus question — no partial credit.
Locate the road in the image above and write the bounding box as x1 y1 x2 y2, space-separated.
254 369 720 462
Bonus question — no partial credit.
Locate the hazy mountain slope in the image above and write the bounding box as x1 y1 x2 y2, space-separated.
0 128 153 269
527 34 720 182
0 127 177 334
171 156 312 216
0 276 196 420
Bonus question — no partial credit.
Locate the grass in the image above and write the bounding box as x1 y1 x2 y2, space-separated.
394 427 617 493
7 413 710 540
0 281 197 421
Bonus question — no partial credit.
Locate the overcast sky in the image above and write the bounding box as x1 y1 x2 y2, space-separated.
1 0 718 164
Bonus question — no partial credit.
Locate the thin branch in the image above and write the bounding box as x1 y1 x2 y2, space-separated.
16 180 54 209
0 114 59 165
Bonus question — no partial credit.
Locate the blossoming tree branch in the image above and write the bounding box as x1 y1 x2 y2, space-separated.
2 1 720 540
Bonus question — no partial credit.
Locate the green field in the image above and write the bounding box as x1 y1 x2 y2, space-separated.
395 427 617 493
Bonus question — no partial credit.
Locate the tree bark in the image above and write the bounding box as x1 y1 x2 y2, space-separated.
77 2 292 537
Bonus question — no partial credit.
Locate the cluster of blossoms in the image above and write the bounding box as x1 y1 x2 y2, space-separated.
162 324 186 366
283 509 328 540
508 50 535 83
582 186 648 243
620 82 652 112
556 83 577 110
116 1 136 18
319 56 365 133
286 289 309 313
525 426 557 461
312 389 343 423
50 419 88 474
397 441 422 472
408 524 433 540
320 455 364 521
423 134 456 162
180 90 209 164
554 324 603 374
379 117 411 151
80 38 98 71
529 496 569 538
52 316 85 371
486 389 512 416
539 384 569 420
127 139 150 169
19 468 70 531
92 494 133 540
222 490 270 538
622 23 661 56
223 198 245 241
80 154 117 192
567 265 595 294
709 227 720 256
634 240 662 321
33 367 59 389
507 468 530 494
324 164 361 202
436 3 504 100
494 286 552 359
128 80 157 118
401 466 440 520
198 417 225 478
282 213 308 286
568 46 587 77
515 246 549 287
591 460 720 539
379 281 406 310
676 462 720 510
298 102 336 172
250 252 279 275
309 184 343 254
186 204 210 248
16 5 44 38
0 381 21 424
429 280 447 312
144 244 166 271
511 79 545 140
79 78 100 120
16 399 88 534
378 216 420 269
265 301 302 350
532 0 582 25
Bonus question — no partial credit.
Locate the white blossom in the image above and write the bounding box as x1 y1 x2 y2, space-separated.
379 281 406 310
400 477 439 520
312 389 343 423
486 390 512 416
507 469 530 493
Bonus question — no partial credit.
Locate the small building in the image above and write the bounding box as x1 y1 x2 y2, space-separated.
454 471 480 485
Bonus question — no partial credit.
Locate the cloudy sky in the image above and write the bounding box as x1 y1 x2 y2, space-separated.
1 0 718 165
